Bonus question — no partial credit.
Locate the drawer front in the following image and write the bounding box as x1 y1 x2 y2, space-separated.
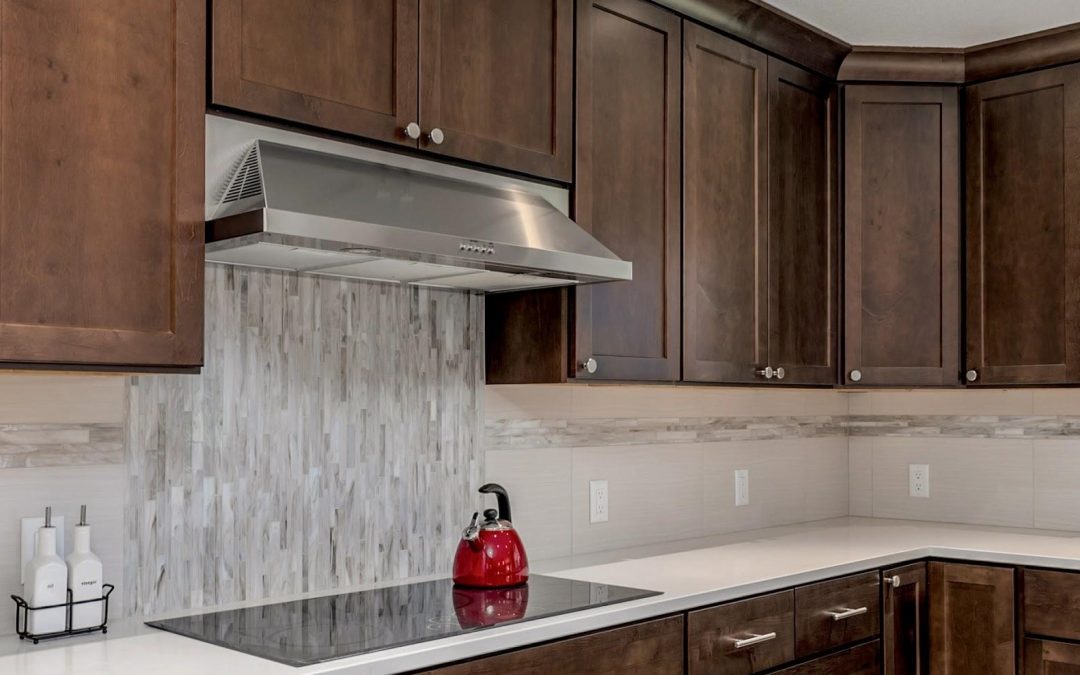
688 590 795 675
795 571 881 657
1025 568 1080 641
776 640 881 674
1024 638 1080 674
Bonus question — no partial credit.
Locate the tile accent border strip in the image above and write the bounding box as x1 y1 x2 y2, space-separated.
0 423 123 468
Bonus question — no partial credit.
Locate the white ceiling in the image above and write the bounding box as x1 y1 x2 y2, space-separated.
765 0 1080 48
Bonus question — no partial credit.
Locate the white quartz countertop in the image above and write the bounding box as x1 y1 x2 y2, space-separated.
7 517 1080 674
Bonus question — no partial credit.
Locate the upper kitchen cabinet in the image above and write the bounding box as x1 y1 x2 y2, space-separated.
682 22 768 384
965 63 1080 385
211 0 573 182
572 0 681 381
0 0 204 369
766 57 838 386
844 86 960 387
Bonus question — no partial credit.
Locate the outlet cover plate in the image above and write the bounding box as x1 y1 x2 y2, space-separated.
20 516 65 584
589 480 609 523
909 464 930 498
735 469 750 506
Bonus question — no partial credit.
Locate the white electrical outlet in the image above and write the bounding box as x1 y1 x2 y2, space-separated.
589 480 609 523
734 469 750 506
909 464 930 498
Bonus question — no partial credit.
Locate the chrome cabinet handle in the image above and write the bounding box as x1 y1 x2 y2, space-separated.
580 358 598 374
828 606 868 621
849 369 862 383
403 122 422 140
965 369 978 382
774 366 785 381
732 632 777 649
887 575 901 588
427 127 445 145
755 366 775 380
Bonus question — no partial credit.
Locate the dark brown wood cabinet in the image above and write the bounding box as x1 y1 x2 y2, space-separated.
571 0 681 381
882 563 928 675
688 590 795 674
212 0 572 181
0 0 204 368
775 640 881 674
929 562 1015 675
843 86 960 387
794 571 880 658
1025 639 1080 674
420 615 684 674
965 63 1080 385
1024 568 1080 641
682 22 769 384
766 57 839 386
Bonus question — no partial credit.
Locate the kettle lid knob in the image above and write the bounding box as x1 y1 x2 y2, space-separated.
482 508 499 523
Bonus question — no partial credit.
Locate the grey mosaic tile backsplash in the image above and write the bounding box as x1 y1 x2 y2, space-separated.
124 265 483 616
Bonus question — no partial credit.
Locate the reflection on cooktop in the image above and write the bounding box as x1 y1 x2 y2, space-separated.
146 575 659 667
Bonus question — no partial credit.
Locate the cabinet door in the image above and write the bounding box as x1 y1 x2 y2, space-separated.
0 0 204 368
767 58 838 386
212 0 419 147
683 23 769 383
1025 639 1080 675
421 615 684 674
572 0 681 381
418 0 573 181
929 562 1015 675
883 563 928 675
844 86 960 387
965 64 1080 385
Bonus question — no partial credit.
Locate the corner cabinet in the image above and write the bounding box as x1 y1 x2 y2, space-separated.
843 86 961 387
964 63 1080 385
211 0 573 182
929 562 1015 675
0 0 204 369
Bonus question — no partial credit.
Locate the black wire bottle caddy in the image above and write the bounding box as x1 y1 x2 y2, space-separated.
11 584 114 644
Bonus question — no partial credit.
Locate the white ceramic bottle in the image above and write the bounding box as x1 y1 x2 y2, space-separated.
66 505 103 630
23 507 67 635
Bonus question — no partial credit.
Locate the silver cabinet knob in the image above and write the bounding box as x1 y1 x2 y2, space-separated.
755 366 775 380
774 367 785 381
849 369 862 383
966 369 978 382
427 127 445 145
404 122 421 140
887 575 901 588
580 358 598 374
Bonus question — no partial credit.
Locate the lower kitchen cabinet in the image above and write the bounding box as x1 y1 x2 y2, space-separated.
929 562 1015 675
882 563 928 675
794 570 880 658
775 640 881 674
419 615 684 674
1025 639 1080 674
688 590 795 674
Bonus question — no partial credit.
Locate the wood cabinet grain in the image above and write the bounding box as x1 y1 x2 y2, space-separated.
0 0 204 368
929 562 1015 675
843 86 960 387
766 57 838 386
964 63 1080 385
1024 638 1080 674
419 615 684 674
688 590 795 674
883 563 928 675
682 22 769 384
1023 568 1080 642
572 0 681 381
774 640 881 674
794 571 880 657
212 0 418 147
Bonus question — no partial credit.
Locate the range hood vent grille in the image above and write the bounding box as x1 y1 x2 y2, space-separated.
219 144 264 205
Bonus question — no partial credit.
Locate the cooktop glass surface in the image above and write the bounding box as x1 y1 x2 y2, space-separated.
146 575 659 667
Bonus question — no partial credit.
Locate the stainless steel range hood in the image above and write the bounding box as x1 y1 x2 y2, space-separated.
205 121 631 293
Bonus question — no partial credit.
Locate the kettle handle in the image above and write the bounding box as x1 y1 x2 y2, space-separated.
479 483 512 523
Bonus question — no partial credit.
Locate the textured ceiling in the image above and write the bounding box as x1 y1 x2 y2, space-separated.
765 0 1080 48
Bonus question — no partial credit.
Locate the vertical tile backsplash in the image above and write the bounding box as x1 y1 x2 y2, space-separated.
123 265 483 617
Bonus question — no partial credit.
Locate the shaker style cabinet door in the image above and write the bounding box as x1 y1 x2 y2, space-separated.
418 0 573 181
572 0 681 381
844 86 960 387
766 58 838 386
929 562 1015 675
882 563 928 675
211 0 419 147
1025 639 1080 675
965 64 1080 385
0 0 204 368
682 22 769 383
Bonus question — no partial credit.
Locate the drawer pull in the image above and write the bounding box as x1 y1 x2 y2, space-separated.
731 632 778 649
827 606 868 621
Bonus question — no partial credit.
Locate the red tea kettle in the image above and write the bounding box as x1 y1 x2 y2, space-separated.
452 483 529 588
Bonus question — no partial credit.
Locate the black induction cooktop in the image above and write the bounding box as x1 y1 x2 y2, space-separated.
146 575 659 667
